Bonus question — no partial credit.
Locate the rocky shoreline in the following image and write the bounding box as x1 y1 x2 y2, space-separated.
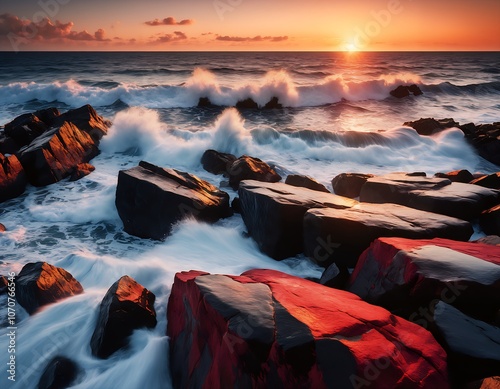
1 104 500 388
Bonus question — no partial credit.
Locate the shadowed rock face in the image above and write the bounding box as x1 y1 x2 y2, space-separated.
38 356 79 389
435 169 474 183
228 155 281 190
471 173 500 189
404 118 459 136
200 149 237 175
116 161 232 240
15 262 83 315
360 173 500 221
90 275 157 359
0 153 27 202
167 269 449 389
238 180 357 260
303 203 473 268
331 173 375 198
285 174 329 193
480 204 500 236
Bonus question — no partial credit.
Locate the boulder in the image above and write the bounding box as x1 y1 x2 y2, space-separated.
0 153 27 202
349 238 500 323
0 133 19 155
404 118 459 136
51 104 109 143
197 97 214 108
263 97 283 109
17 122 100 187
359 173 500 220
200 149 236 175
480 205 500 235
38 356 78 389
16 262 83 315
228 155 281 190
235 98 258 109
466 377 500 389
435 169 474 183
303 203 473 268
285 174 329 193
460 122 500 166
390 84 423 98
90 275 156 359
167 269 449 388
408 84 423 96
238 180 357 260
116 161 232 240
471 173 500 189
332 173 374 198
69 163 95 181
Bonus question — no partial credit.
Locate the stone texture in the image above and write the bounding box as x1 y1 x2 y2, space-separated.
0 153 27 202
285 174 329 193
332 173 374 198
228 155 281 190
200 149 236 175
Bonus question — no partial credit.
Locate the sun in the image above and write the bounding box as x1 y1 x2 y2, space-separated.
345 43 358 52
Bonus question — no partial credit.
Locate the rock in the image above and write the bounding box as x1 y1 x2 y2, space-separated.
408 84 423 96
69 163 95 181
390 84 423 98
116 161 232 240
239 180 357 260
480 205 500 235
167 269 449 389
17 122 100 187
0 223 5 232
0 153 27 202
231 197 241 213
197 97 214 107
471 173 500 189
200 149 236 175
303 203 473 268
285 174 329 193
263 97 283 109
38 356 78 389
462 122 500 166
4 108 60 149
90 275 156 359
319 263 349 289
431 302 500 384
475 236 500 246
52 104 109 143
235 98 258 109
435 169 475 183
466 377 500 389
349 237 500 323
0 133 19 155
0 275 8 295
404 118 459 136
228 155 281 190
16 262 83 315
331 173 374 198
360 173 500 221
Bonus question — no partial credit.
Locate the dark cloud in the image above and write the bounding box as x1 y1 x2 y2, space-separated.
153 31 188 43
145 17 193 26
216 35 288 42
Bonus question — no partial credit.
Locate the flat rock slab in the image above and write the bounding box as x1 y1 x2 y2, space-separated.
167 269 449 388
360 173 500 220
116 161 232 240
238 180 358 260
349 237 500 323
303 203 473 268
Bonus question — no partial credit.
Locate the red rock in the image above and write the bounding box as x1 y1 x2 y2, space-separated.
228 155 281 189
466 376 500 389
285 174 329 193
167 269 449 388
16 262 84 315
90 275 156 359
69 163 95 181
0 153 27 202
435 169 474 183
331 172 374 198
52 104 109 143
349 237 500 323
0 223 5 232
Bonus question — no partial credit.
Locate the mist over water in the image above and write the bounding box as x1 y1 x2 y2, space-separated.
0 51 499 388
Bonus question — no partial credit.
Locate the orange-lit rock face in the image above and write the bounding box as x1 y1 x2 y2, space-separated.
0 153 27 202
114 275 156 317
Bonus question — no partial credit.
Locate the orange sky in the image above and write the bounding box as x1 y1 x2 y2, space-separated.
0 0 499 51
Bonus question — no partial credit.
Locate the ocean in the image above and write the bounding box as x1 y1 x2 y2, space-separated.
0 51 499 388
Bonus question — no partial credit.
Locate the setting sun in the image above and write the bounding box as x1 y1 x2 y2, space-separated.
345 42 359 52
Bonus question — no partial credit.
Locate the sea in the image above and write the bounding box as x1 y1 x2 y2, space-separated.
0 51 499 388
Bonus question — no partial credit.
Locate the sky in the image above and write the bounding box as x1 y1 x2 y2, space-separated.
0 0 499 51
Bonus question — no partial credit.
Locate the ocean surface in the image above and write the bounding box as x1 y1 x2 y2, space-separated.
0 51 499 388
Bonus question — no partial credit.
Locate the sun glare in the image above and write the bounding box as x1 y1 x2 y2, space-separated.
345 43 358 52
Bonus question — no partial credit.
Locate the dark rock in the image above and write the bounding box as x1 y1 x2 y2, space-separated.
360 173 500 221
228 155 281 190
197 97 213 107
231 197 241 213
235 98 258 109
471 173 500 189
116 161 232 240
52 104 109 143
200 149 236 175
304 203 473 268
404 118 459 136
435 169 474 183
238 180 357 260
462 122 500 166
0 153 27 202
4 108 60 149
0 133 22 155
285 174 329 193
408 84 423 96
390 84 423 98
480 204 500 235
16 262 83 315
167 269 449 388
38 356 78 389
69 163 95 181
331 173 374 198
90 275 156 359
349 237 500 323
319 263 349 289
263 97 283 109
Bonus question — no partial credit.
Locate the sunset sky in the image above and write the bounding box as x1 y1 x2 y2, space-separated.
0 0 499 51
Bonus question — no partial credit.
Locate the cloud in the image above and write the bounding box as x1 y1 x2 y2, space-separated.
145 17 193 26
216 35 288 42
0 13 110 42
153 31 188 43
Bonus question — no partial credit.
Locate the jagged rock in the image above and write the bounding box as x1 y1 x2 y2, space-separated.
52 104 109 143
480 205 500 235
69 163 95 181
390 84 423 98
285 174 329 193
235 98 258 109
4 108 60 149
404 118 459 136
263 97 283 109
16 262 83 315
360 173 500 220
239 180 357 260
435 169 475 183
90 275 156 359
460 122 500 166
38 356 78 389
200 149 236 175
228 155 281 190
471 173 500 189
349 238 500 323
116 161 232 240
303 203 473 268
197 97 214 107
0 153 26 202
167 269 449 388
331 173 374 198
